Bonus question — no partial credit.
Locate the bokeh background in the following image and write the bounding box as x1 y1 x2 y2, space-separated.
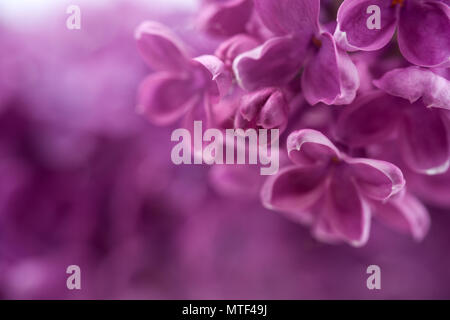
0 0 449 299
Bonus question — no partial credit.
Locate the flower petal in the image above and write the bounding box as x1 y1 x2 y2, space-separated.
347 158 405 201
373 67 450 110
401 105 450 174
311 212 343 245
254 0 320 35
375 192 430 241
197 0 254 37
398 0 450 67
233 35 308 91
302 32 359 105
335 0 397 51
137 73 200 125
236 87 289 130
135 21 190 72
407 167 450 208
325 167 371 247
335 92 403 147
261 165 327 221
210 164 262 198
257 90 289 129
193 55 232 102
215 34 260 68
287 129 340 166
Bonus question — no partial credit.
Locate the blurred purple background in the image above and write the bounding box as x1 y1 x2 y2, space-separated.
0 0 449 299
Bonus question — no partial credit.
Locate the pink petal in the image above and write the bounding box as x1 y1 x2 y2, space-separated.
375 192 430 241
312 212 343 245
257 89 289 129
302 32 359 105
135 21 191 72
215 34 260 69
182 94 212 129
335 92 403 147
287 129 341 166
398 0 450 67
400 105 450 175
346 158 405 201
335 0 398 51
210 165 262 198
197 0 254 37
233 35 308 91
261 165 327 220
325 167 371 247
407 167 450 208
137 73 201 125
193 55 232 102
237 87 289 130
254 0 320 35
373 67 450 110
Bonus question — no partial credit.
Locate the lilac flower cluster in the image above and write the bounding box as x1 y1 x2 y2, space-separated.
136 0 450 246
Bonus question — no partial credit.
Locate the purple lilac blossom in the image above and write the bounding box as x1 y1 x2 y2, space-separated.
233 0 360 105
336 67 450 174
335 0 450 67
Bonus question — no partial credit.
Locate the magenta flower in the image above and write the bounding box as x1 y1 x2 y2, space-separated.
336 67 450 174
233 0 359 105
407 166 450 208
261 129 406 246
234 87 289 133
197 0 254 37
372 189 430 241
135 21 231 126
335 0 450 67
215 34 260 70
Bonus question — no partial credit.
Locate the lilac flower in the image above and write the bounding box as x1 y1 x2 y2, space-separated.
261 129 408 246
351 46 409 92
235 87 289 133
233 0 360 105
372 189 430 241
335 0 450 67
215 34 260 70
214 35 293 133
135 21 231 126
368 140 450 209
336 67 450 174
197 0 254 37
407 167 450 208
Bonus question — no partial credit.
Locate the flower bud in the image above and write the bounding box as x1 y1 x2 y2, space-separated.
235 87 289 132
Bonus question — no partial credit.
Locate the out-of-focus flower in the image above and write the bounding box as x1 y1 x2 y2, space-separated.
372 189 430 241
335 0 450 67
197 0 254 37
233 0 359 105
261 129 409 246
135 21 231 127
406 168 450 208
336 67 450 174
